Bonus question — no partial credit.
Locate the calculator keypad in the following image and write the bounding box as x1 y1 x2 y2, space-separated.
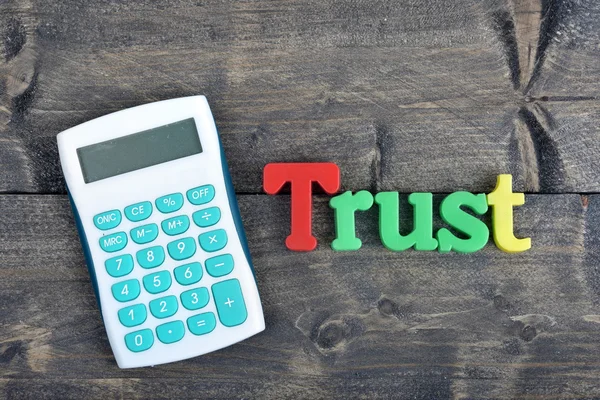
94 184 249 353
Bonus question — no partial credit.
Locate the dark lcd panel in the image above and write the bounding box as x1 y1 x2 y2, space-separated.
77 118 202 183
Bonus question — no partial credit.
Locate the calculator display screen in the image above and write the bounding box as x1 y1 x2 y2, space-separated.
77 118 203 183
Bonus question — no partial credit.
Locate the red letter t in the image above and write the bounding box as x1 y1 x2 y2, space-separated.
263 163 340 251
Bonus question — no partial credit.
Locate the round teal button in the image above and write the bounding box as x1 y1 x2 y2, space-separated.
118 304 147 327
187 312 216 336
156 320 185 344
125 329 154 352
173 262 203 286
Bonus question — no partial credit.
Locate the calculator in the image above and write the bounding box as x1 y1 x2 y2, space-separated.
57 96 265 368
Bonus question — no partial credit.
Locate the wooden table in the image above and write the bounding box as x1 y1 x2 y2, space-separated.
2 0 600 398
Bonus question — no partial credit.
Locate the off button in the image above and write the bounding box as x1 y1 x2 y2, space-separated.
93 210 121 230
187 184 215 205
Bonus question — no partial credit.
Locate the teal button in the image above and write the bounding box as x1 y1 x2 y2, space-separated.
187 312 216 336
212 279 247 327
174 262 203 286
125 329 154 352
161 215 190 236
99 232 128 253
118 304 147 327
199 229 227 252
111 279 141 302
93 210 121 230
136 246 165 269
180 287 209 311
156 320 185 344
124 201 152 222
149 295 178 319
105 254 134 278
205 254 234 278
186 185 215 206
167 237 196 261
156 193 184 214
142 270 172 294
130 223 159 245
192 207 221 228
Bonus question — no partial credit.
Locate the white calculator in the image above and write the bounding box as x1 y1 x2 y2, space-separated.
57 96 265 368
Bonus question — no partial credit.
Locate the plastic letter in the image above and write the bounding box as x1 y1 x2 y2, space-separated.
437 192 489 253
374 192 438 251
329 191 374 251
486 174 531 253
263 163 340 251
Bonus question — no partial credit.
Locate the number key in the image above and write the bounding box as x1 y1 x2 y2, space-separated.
180 287 209 311
149 295 178 319
167 237 196 261
136 246 165 269
118 304 147 327
112 279 141 302
142 270 172 294
125 329 154 352
173 262 203 286
105 254 134 278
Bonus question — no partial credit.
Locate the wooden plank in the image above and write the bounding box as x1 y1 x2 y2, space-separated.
0 0 552 194
2 193 600 398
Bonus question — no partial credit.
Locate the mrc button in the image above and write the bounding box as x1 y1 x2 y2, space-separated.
93 210 121 230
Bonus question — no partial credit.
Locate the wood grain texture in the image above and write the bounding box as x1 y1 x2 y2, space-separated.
2 0 600 398
0 0 597 194
2 194 600 399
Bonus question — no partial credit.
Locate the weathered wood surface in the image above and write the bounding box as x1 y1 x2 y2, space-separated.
2 0 600 398
0 0 598 194
1 194 600 400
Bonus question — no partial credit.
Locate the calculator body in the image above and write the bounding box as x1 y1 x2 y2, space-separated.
57 96 265 368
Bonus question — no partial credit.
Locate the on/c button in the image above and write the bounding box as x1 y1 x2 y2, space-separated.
93 210 121 230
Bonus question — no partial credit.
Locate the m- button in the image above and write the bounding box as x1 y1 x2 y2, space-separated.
93 210 121 230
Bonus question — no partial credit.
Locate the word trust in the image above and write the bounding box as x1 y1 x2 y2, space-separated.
263 163 531 254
